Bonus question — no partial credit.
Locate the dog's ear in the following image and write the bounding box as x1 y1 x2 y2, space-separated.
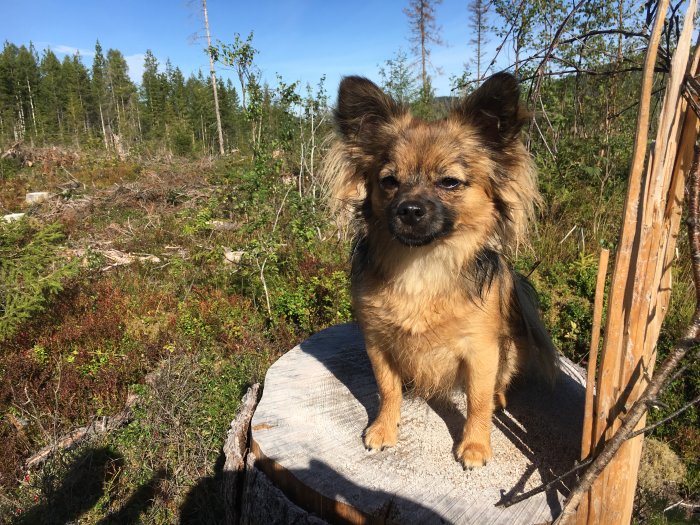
454 72 526 146
324 77 402 221
334 76 404 150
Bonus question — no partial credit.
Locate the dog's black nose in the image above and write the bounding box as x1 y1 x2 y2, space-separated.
397 201 426 225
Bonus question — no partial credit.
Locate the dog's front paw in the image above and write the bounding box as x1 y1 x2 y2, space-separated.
456 440 492 469
363 420 398 451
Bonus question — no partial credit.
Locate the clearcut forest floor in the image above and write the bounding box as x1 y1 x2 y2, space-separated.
0 151 353 523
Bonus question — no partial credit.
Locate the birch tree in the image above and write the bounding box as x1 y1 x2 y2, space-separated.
202 0 225 155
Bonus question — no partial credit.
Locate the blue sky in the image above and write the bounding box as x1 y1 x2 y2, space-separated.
1 0 503 97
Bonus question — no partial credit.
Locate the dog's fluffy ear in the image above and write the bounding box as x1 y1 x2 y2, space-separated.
454 72 526 146
334 76 404 157
453 73 538 254
323 77 404 224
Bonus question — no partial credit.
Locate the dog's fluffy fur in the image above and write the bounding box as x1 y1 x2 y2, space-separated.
324 73 558 468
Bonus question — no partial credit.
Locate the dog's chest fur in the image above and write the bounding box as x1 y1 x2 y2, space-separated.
353 243 506 396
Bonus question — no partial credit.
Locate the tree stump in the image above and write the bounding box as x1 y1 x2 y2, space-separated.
246 323 585 524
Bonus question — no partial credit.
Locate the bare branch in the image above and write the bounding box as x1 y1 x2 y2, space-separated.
556 28 649 48
628 392 700 439
497 457 593 508
497 358 700 509
527 0 587 104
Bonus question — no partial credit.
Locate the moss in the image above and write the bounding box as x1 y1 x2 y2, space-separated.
638 438 686 498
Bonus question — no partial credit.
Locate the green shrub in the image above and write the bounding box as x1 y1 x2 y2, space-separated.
0 157 22 179
170 122 194 157
528 251 601 362
0 219 78 341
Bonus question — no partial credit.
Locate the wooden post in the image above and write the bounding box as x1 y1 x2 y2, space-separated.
580 248 609 463
573 2 700 523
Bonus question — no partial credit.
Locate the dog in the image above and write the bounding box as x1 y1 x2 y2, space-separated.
324 72 558 468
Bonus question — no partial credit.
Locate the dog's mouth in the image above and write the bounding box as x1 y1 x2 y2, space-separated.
387 198 454 247
390 228 444 247
389 224 447 247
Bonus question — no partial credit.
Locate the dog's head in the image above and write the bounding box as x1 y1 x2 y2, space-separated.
325 73 538 253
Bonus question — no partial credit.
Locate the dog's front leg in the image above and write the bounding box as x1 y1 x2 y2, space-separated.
456 346 499 468
363 343 402 450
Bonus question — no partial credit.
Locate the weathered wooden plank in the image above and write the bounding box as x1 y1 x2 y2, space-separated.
223 383 260 525
580 248 609 462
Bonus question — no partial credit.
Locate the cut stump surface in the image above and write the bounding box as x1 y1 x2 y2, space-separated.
251 323 585 524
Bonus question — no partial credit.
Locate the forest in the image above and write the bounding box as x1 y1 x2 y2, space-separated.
0 0 698 523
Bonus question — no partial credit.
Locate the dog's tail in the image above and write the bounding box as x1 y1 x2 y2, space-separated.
513 274 559 385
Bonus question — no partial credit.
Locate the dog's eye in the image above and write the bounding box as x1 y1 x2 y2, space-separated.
437 177 462 190
380 175 399 189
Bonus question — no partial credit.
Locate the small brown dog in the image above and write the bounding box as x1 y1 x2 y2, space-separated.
325 73 558 468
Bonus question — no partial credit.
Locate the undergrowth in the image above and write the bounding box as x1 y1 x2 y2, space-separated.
0 151 353 523
0 220 78 342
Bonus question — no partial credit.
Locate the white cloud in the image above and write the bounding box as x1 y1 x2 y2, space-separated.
45 44 145 85
125 53 146 83
50 44 95 57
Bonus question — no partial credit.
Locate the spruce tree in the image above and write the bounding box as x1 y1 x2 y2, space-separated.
141 50 167 141
60 53 91 145
403 0 444 103
38 49 65 143
92 40 109 149
105 48 136 140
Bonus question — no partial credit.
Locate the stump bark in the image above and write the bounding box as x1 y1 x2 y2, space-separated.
241 323 586 524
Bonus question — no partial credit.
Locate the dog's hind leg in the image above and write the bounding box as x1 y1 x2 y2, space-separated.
363 343 403 451
494 390 507 410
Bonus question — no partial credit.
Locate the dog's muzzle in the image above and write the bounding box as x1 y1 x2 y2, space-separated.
389 196 453 246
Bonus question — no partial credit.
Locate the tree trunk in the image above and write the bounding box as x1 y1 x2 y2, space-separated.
26 76 39 141
99 103 109 150
420 5 427 96
248 323 587 524
202 0 225 156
